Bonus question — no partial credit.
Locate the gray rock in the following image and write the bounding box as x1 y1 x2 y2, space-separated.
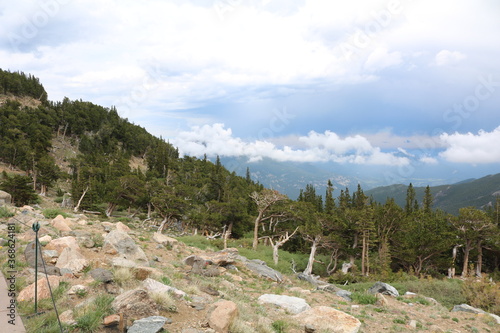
103 230 148 265
71 230 95 248
258 294 311 314
452 304 500 324
43 250 59 258
0 190 12 205
367 281 399 297
89 268 114 283
336 289 352 302
111 289 159 319
245 259 283 282
127 316 168 333
24 241 61 275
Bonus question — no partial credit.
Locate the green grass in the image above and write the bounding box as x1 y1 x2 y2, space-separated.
351 292 378 305
74 294 115 332
0 205 14 217
41 208 70 219
271 320 288 333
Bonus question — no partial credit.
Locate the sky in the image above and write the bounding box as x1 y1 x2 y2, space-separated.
1 0 499 184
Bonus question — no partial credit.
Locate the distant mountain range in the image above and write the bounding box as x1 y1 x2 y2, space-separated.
365 173 500 214
220 157 500 214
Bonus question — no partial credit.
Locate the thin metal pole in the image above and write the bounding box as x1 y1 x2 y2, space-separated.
32 221 40 314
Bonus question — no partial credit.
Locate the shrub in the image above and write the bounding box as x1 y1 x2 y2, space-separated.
462 277 500 315
351 292 377 305
0 206 14 218
271 320 288 333
42 208 70 219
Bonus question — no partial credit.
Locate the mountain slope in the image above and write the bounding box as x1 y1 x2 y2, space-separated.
365 173 500 214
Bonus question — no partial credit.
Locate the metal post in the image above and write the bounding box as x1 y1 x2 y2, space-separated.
32 221 40 314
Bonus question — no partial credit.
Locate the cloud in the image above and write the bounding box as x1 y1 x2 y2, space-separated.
434 50 466 66
172 124 410 166
364 47 402 71
439 127 500 163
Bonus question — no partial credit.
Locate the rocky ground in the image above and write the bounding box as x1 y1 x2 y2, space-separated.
1 205 499 333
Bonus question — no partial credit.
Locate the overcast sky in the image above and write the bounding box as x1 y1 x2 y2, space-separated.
1 0 499 175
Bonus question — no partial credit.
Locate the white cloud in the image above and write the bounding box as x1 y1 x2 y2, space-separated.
439 127 500 163
434 50 466 66
364 47 402 71
420 156 438 164
172 124 410 166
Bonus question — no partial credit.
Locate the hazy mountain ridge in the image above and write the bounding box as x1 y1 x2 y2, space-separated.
365 173 500 214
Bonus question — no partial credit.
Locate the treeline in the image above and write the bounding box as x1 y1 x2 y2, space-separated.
0 70 263 240
0 69 48 102
1 70 499 279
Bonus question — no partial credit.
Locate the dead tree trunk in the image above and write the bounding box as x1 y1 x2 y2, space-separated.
73 186 89 213
303 235 320 275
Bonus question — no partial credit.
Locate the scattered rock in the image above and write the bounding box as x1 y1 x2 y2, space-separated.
208 300 239 333
245 259 283 282
293 306 361 333
375 293 389 307
452 304 500 324
103 314 121 327
24 241 60 275
153 232 178 247
336 289 353 302
18 276 61 302
45 236 81 255
304 324 316 333
89 268 114 283
116 221 131 232
127 316 169 333
367 281 399 297
111 288 159 320
71 230 95 248
198 248 238 266
258 294 311 314
103 230 149 265
39 235 52 243
101 222 114 232
0 190 12 205
409 319 417 328
55 246 88 273
59 309 76 326
111 257 138 268
51 215 72 232
67 284 87 295
142 278 187 298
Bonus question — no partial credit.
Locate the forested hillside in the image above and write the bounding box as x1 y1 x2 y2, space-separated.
1 69 500 280
365 174 500 214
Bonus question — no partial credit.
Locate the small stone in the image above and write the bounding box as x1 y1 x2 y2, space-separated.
409 319 417 328
305 324 316 333
103 314 121 327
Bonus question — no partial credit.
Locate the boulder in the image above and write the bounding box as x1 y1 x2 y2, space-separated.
51 215 72 232
55 246 88 273
71 230 95 248
103 230 148 265
18 276 61 302
127 316 169 333
245 259 283 282
293 306 361 333
0 190 12 205
24 241 60 275
452 304 500 324
258 294 310 314
336 289 353 302
39 235 52 243
67 285 87 295
111 288 159 320
111 257 139 268
59 309 76 326
45 236 81 255
208 300 239 333
142 278 187 298
103 314 121 327
198 248 238 266
89 268 114 283
115 222 131 232
153 233 178 247
367 281 399 297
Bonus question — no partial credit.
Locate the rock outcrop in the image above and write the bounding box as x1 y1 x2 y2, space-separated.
258 294 310 314
293 306 361 333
